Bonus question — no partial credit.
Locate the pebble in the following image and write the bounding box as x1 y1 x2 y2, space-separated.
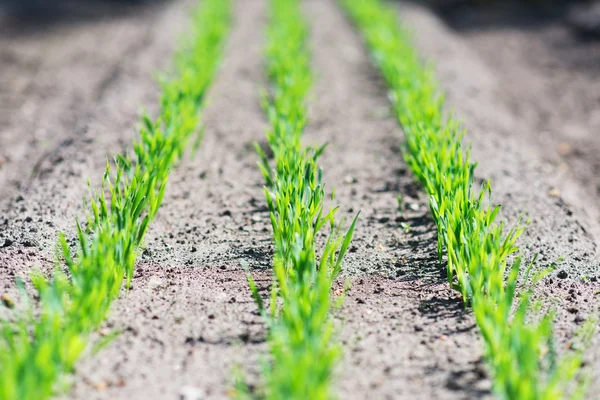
548 188 561 197
557 142 573 156
344 175 357 184
407 203 420 211
179 386 206 400
1 293 14 309
557 270 569 279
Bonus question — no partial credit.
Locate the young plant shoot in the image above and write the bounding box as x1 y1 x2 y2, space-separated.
242 0 358 399
0 1 231 398
339 0 591 399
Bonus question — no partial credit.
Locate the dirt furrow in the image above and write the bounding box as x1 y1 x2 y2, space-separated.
304 1 488 398
68 0 271 398
439 4 600 220
0 2 181 205
0 0 195 298
1 0 598 399
69 0 494 398
398 2 600 394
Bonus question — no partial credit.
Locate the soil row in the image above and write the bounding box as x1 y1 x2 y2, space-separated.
0 0 598 399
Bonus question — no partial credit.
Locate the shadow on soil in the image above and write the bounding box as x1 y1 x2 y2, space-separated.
418 294 469 322
445 358 489 397
416 283 486 396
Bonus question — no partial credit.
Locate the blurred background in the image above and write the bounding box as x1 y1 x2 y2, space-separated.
0 0 163 33
1 0 599 37
416 0 600 38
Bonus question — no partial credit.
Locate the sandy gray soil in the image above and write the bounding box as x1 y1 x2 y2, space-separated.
399 2 600 395
0 0 194 282
69 0 271 397
71 0 485 397
438 1 600 202
305 1 486 398
435 1 600 232
0 0 179 206
0 0 598 399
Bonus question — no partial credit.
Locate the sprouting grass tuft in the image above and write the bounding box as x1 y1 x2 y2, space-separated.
339 0 591 399
239 0 358 399
0 1 231 399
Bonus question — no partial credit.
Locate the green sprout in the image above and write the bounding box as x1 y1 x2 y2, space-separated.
240 0 358 399
0 1 231 399
399 222 411 233
338 0 592 399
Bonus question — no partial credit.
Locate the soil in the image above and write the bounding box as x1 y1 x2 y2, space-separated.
400 1 600 395
0 0 598 399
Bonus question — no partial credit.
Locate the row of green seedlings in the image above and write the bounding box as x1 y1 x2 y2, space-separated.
0 1 231 398
240 0 357 398
339 0 593 399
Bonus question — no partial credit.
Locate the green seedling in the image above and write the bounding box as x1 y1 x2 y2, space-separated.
240 0 358 399
339 0 592 399
0 1 231 399
399 222 411 233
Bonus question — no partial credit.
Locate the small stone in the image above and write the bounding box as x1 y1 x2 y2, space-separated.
1 294 14 309
344 175 357 184
21 239 39 248
557 142 573 156
148 276 164 290
548 188 561 197
179 386 206 400
407 203 420 211
557 270 569 279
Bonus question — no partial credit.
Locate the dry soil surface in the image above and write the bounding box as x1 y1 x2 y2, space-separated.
0 0 599 399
